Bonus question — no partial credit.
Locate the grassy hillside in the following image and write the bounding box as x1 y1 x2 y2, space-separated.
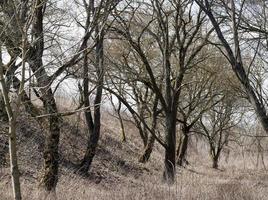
1 110 268 200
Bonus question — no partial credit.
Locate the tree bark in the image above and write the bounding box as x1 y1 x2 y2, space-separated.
176 134 183 158
139 97 158 163
177 132 189 166
41 91 60 191
0 47 22 200
163 111 176 184
79 27 104 174
209 143 221 169
195 0 268 133
8 121 22 200
29 0 61 191
138 122 148 147
139 134 155 163
117 101 126 142
0 138 8 167
212 156 219 169
211 152 220 169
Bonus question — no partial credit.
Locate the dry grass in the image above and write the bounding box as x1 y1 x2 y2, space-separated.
1 166 267 200
1 111 268 199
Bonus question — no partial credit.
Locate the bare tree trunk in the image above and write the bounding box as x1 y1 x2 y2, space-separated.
0 46 22 200
29 0 61 191
79 27 104 174
0 138 8 167
111 97 126 142
8 120 22 200
212 153 220 169
177 132 189 166
163 111 176 184
136 101 149 147
138 122 148 147
139 134 155 163
117 101 126 142
209 145 221 169
41 91 60 191
139 97 158 163
0 94 7 121
212 156 219 169
196 0 268 133
256 140 266 170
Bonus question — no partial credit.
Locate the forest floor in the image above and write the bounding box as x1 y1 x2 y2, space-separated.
1 111 268 200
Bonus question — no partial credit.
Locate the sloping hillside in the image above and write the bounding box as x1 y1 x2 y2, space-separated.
1 111 268 200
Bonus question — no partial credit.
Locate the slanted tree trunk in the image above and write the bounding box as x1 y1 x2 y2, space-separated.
117 101 126 142
139 134 155 163
136 100 149 147
139 97 158 163
177 125 190 166
176 134 183 159
138 122 148 147
79 27 104 174
177 133 189 166
110 96 126 142
195 0 268 134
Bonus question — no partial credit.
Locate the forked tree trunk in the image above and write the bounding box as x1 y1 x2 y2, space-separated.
28 0 61 191
30 46 61 192
79 28 104 174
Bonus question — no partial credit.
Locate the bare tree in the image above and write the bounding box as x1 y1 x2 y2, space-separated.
0 43 22 200
198 94 240 169
76 0 121 174
109 0 214 183
176 63 220 166
195 0 268 134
